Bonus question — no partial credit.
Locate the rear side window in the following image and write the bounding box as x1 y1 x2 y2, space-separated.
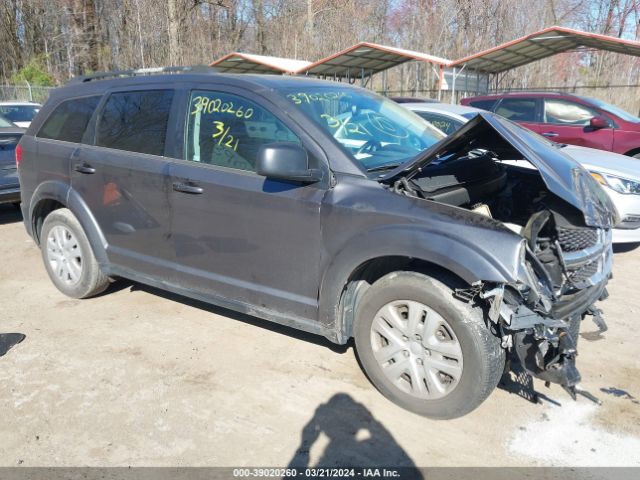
97 90 174 156
38 96 101 143
468 99 497 111
495 98 537 122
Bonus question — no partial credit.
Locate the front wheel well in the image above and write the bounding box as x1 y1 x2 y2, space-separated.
32 198 65 245
338 256 469 340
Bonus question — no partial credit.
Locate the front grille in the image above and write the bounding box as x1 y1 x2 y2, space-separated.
559 228 612 290
557 226 598 252
569 260 599 283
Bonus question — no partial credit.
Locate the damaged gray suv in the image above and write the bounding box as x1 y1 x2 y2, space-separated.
17 68 615 418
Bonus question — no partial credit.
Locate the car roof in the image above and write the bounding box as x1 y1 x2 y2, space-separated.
390 97 439 104
226 73 357 89
58 72 358 94
403 105 467 125
48 72 370 104
0 101 41 106
406 102 482 115
465 91 582 100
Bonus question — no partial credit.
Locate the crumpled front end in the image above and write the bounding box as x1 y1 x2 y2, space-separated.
383 112 616 398
474 209 612 398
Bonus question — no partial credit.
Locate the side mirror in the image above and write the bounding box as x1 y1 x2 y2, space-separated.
589 116 610 130
256 143 322 183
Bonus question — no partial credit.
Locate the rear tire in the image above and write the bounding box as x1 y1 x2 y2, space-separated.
354 271 505 419
40 208 109 299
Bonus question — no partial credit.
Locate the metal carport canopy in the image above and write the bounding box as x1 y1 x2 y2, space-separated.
209 53 312 74
299 42 450 77
449 26 640 74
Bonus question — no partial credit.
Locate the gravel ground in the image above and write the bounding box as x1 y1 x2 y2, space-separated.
0 203 639 467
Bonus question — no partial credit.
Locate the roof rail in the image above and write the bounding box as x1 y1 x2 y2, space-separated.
495 90 574 95
67 65 216 84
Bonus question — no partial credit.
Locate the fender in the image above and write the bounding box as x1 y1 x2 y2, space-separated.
317 224 523 343
29 180 110 266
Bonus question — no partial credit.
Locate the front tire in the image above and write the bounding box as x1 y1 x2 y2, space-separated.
40 208 109 299
354 271 504 419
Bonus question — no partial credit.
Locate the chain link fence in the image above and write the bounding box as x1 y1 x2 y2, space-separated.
1 82 637 116
0 85 53 104
378 85 640 116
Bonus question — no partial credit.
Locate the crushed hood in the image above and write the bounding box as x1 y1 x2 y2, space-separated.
380 112 617 228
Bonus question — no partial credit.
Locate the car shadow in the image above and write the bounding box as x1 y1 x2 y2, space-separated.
613 242 640 253
91 277 138 297
0 333 26 357
285 393 421 476
0 204 22 225
124 281 351 353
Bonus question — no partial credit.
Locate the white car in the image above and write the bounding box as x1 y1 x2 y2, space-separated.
403 102 640 244
0 101 41 128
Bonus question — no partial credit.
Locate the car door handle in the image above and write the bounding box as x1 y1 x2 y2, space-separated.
74 163 96 174
542 132 559 138
172 182 203 194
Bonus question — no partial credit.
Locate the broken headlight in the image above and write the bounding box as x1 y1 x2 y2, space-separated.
573 168 618 228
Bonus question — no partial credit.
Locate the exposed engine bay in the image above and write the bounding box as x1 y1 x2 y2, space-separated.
387 147 612 400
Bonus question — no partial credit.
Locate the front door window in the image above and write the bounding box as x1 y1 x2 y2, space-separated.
543 99 600 126
186 91 300 171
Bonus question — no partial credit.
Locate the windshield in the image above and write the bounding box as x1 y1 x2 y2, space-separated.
0 105 39 123
0 114 14 127
578 96 640 123
282 87 444 172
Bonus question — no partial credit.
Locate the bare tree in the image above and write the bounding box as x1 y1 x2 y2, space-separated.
0 0 638 111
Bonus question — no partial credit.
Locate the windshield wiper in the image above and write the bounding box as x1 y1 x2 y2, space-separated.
367 163 401 172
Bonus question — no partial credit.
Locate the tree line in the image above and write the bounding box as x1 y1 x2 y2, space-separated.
1 0 639 108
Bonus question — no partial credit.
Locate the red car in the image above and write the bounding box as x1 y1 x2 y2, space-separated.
461 92 640 158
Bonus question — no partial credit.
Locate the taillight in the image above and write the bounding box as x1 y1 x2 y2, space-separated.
15 144 22 167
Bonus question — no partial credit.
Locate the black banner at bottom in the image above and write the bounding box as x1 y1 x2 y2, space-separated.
0 468 638 480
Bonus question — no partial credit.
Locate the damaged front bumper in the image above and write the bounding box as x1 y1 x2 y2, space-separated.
468 229 613 398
